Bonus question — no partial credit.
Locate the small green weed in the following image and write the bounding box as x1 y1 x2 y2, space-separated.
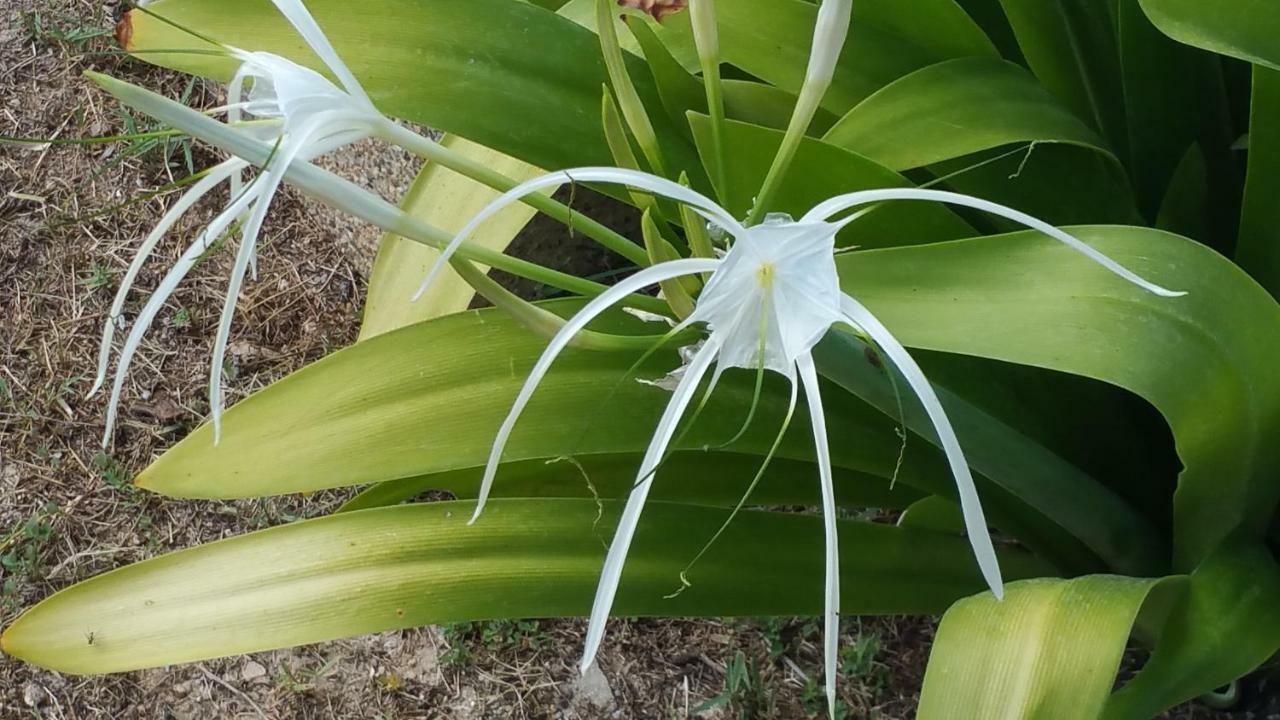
695 650 776 720
19 11 112 47
81 262 114 290
0 502 60 612
438 619 551 668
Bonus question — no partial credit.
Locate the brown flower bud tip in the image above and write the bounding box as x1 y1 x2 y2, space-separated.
616 0 688 22
114 10 134 51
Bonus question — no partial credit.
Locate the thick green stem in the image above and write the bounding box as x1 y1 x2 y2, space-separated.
381 122 650 267
449 259 678 351
746 93 820 226
745 0 851 226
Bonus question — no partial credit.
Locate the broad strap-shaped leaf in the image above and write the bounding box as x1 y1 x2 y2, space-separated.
822 57 1112 172
839 226 1280 570
360 135 546 339
135 300 942 500
995 0 1130 155
686 115 976 246
918 575 1180 720
0 499 1050 674
126 0 706 185
1236 67 1280 299
1139 0 1280 70
1105 540 1280 719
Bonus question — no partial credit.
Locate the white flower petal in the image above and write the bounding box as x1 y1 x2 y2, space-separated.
103 183 263 445
469 258 720 522
265 0 374 108
802 187 1185 298
797 353 840 720
90 158 247 398
839 293 1004 598
207 114 340 442
414 167 745 302
581 336 722 673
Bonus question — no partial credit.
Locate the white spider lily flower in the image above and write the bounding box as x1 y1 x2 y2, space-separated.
422 166 1183 717
91 0 384 445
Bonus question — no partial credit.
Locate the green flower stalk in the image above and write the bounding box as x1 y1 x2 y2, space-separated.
688 0 728 196
747 0 852 226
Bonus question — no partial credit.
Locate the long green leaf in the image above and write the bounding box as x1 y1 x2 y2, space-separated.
336 452 922 513
1138 0 1280 70
1236 67 1280 298
839 226 1280 570
0 499 1049 674
360 136 546 339
126 0 706 185
135 301 942 500
918 575 1179 720
822 57 1112 172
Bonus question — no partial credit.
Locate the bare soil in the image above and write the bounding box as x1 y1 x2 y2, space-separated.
0 2 1247 718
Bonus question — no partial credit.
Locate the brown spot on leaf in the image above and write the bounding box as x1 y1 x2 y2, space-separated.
864 346 883 370
114 11 134 51
617 0 687 21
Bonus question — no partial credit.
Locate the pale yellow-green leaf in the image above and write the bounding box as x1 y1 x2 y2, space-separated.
1 499 1051 675
918 576 1180 720
359 135 547 340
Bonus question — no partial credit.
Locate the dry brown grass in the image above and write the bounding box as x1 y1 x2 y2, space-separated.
0 1 1247 718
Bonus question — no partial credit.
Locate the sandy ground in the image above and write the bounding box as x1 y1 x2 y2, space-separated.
0 2 1243 718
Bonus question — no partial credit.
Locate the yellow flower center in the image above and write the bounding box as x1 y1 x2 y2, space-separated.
756 262 776 290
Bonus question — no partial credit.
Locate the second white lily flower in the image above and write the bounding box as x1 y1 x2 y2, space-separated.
92 0 386 445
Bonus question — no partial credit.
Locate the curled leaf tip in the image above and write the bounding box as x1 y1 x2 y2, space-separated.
114 11 134 51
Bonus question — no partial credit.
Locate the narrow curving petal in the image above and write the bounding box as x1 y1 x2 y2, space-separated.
802 188 1184 297
89 158 246 398
226 66 254 281
207 114 343 442
839 294 1004 597
265 0 373 108
414 167 745 302
580 336 722 673
469 258 721 522
797 353 840 720
103 184 263 446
